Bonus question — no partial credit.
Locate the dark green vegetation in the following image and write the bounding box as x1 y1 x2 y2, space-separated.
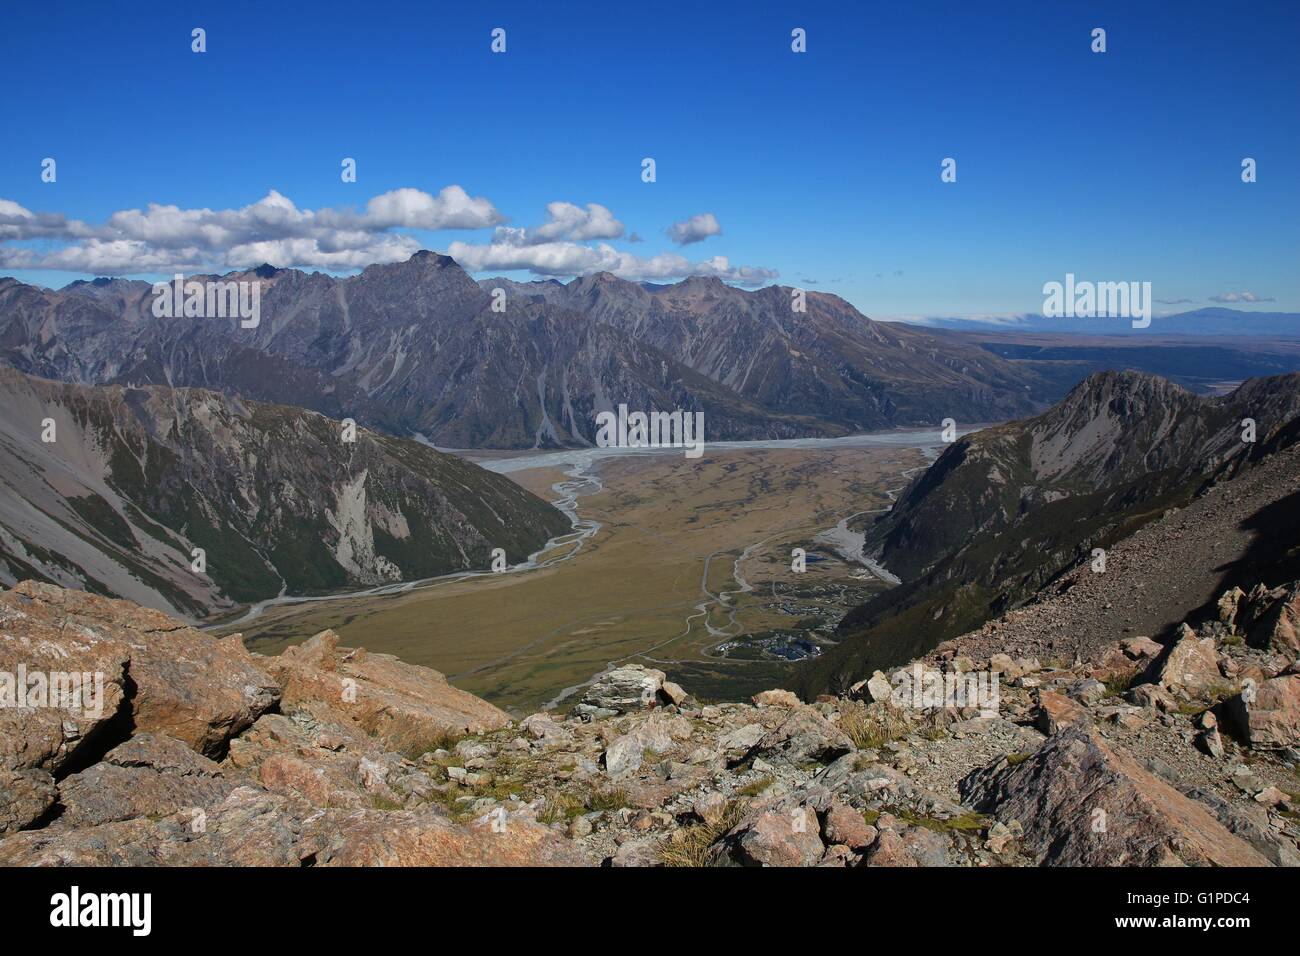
0 367 570 616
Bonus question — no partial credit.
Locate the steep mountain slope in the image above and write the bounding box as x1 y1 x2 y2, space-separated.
926 439 1300 667
488 272 1048 431
792 370 1300 695
0 252 1049 448
0 367 570 619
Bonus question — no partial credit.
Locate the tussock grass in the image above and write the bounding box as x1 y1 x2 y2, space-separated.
734 775 774 798
538 791 586 825
1103 671 1140 699
658 799 748 867
585 788 630 813
839 701 910 750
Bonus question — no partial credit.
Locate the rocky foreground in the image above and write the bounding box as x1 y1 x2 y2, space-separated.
1 579 1298 866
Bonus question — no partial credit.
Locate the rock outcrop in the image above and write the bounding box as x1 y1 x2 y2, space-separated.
961 729 1269 866
2 580 1298 868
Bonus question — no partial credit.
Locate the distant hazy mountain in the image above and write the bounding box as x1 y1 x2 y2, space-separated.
793 369 1300 696
0 253 1051 448
0 367 569 618
909 307 1300 337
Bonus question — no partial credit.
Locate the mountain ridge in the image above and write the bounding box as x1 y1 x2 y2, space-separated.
0 252 1050 448
791 369 1300 696
0 366 570 619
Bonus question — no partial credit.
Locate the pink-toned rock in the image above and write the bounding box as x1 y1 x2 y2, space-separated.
709 805 824 866
258 753 364 809
660 680 689 706
0 787 325 866
988 654 1024 680
751 689 801 708
0 585 130 773
1120 636 1163 659
1 582 278 764
960 728 1270 866
1216 587 1245 629
0 769 56 834
822 802 877 850
864 829 918 867
57 735 232 828
264 630 509 754
1034 690 1091 734
312 808 590 866
1226 674 1300 750
1248 583 1300 657
1155 625 1222 696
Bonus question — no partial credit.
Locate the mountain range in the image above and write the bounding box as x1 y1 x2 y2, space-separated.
912 306 1300 337
0 366 569 619
793 369 1300 696
0 253 1054 448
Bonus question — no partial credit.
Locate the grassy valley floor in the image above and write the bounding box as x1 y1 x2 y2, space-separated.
222 445 926 713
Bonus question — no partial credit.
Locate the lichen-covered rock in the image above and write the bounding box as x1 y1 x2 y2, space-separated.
1154 625 1223 696
1 582 278 761
0 769 56 834
576 664 669 716
708 804 824 867
960 729 1270 866
264 629 509 752
56 734 232 828
1247 582 1300 657
1226 674 1300 750
747 706 852 767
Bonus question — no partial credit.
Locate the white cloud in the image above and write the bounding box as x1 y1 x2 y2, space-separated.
492 201 624 245
0 187 502 274
0 239 206 273
448 238 776 286
0 199 94 242
666 212 721 245
0 190 775 285
362 186 502 230
1210 291 1275 303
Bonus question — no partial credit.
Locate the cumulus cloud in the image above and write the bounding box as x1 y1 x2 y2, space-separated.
447 236 776 286
0 187 502 274
0 199 95 242
0 191 776 286
666 212 721 245
1210 291 1275 303
491 201 624 245
361 186 502 230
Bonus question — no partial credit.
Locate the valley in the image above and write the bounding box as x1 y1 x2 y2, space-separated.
221 437 935 713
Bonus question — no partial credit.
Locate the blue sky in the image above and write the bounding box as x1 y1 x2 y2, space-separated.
2 0 1297 318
